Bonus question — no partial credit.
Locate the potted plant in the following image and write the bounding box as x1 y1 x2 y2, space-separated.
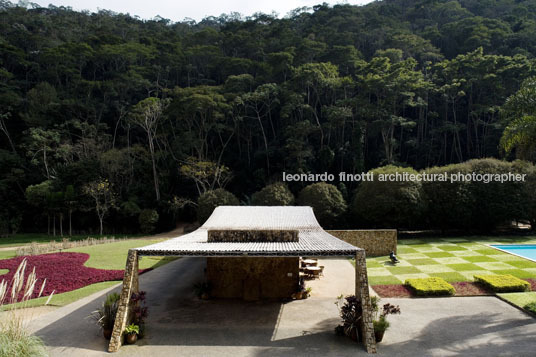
371 296 401 343
193 282 211 300
91 292 120 340
304 287 312 298
130 291 148 339
335 294 362 342
124 323 140 344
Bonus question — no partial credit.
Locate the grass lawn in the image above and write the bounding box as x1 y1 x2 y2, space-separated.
0 233 144 248
7 282 120 309
498 292 536 310
0 250 16 260
1 239 175 309
63 239 175 270
367 235 536 286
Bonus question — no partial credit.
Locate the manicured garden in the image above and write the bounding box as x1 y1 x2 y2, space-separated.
0 239 174 308
366 236 536 301
367 236 536 284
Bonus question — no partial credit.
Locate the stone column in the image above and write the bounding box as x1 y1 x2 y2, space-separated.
108 249 139 352
355 250 377 353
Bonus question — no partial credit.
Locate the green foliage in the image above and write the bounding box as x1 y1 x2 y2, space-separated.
474 274 530 293
525 302 536 314
0 331 48 357
124 323 139 335
197 189 239 224
404 277 456 296
251 183 294 206
353 166 423 229
2 1 536 234
138 209 159 234
297 183 346 228
92 293 120 331
467 159 526 231
501 77 536 161
421 163 473 230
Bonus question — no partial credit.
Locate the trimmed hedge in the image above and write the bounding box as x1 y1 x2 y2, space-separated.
405 277 456 296
197 189 239 224
251 182 295 206
353 159 536 231
474 274 530 293
525 302 536 314
297 182 347 228
353 165 423 229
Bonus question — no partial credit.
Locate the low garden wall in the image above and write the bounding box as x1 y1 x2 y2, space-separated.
327 230 397 257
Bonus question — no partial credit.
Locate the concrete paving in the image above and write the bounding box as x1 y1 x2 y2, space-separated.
31 257 536 356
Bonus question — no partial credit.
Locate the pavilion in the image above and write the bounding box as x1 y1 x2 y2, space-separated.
108 206 377 353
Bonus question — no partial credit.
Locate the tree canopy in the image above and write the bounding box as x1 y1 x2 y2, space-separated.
1 0 536 233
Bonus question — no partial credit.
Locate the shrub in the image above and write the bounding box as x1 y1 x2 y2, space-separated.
0 332 48 357
0 259 48 357
251 182 295 206
92 293 121 332
524 302 536 314
138 209 159 234
353 165 424 229
334 294 362 340
297 182 347 228
466 159 526 231
512 160 536 229
197 189 239 224
405 277 456 296
421 163 473 230
474 274 530 293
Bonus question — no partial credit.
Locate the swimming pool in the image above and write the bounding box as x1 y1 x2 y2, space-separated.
491 244 536 262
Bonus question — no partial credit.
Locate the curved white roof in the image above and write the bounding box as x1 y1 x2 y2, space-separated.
136 206 361 257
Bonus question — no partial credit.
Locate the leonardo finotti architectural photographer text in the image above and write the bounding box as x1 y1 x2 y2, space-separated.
282 171 527 184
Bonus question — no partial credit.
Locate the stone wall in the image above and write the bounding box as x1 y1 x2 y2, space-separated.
355 250 377 353
108 249 139 352
208 229 298 242
206 257 299 300
327 230 397 257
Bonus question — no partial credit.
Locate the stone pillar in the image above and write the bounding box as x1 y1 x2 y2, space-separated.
108 249 139 352
355 250 377 353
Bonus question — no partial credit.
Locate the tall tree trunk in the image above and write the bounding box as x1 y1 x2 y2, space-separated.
43 145 50 179
60 213 63 237
148 138 160 201
47 213 50 236
69 208 72 236
0 118 17 154
256 112 270 174
99 216 104 235
53 214 56 237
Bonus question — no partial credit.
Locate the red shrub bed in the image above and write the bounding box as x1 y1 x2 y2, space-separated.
525 278 536 291
0 252 148 299
372 284 412 298
373 281 493 298
451 282 492 296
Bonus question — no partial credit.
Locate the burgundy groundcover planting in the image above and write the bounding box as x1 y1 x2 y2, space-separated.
0 253 148 299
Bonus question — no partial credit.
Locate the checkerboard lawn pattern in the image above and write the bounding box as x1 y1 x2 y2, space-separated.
366 236 536 285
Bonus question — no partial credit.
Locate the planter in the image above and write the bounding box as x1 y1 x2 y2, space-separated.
125 333 138 344
349 327 358 342
374 329 385 343
103 329 112 340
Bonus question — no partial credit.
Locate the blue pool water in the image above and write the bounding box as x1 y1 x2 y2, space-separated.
491 245 536 261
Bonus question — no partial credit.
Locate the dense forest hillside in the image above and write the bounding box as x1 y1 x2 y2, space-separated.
1 0 536 234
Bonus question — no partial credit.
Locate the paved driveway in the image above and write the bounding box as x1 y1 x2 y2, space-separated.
32 258 536 356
